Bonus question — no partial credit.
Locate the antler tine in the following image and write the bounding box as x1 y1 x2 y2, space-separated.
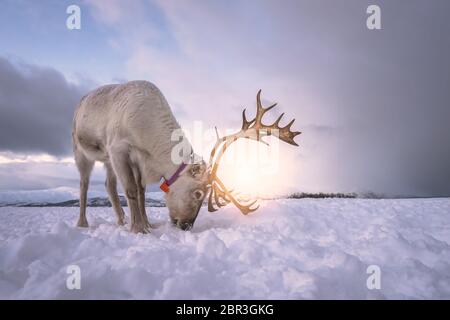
255 90 278 126
213 185 222 207
213 176 259 215
214 184 230 207
214 126 220 140
208 182 231 212
255 90 264 124
284 118 295 130
242 109 254 130
234 198 259 215
208 185 217 212
256 89 263 111
274 118 301 146
272 112 285 127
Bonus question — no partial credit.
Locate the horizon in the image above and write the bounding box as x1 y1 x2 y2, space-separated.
0 186 445 207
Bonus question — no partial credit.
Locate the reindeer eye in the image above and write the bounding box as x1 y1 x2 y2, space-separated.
193 190 204 200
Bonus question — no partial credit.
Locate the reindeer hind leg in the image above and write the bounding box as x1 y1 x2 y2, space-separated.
105 163 126 226
75 150 94 228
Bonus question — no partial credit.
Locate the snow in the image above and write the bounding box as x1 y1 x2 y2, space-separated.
1 198 450 299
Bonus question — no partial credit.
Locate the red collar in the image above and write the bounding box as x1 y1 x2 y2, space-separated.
160 163 188 193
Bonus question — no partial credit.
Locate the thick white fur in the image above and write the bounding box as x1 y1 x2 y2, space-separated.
72 81 207 233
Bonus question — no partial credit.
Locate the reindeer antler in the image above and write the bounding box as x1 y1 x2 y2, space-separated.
208 90 301 214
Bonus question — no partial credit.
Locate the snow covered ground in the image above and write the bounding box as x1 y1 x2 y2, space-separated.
0 198 450 299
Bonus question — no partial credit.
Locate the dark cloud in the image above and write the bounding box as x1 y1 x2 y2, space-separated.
0 57 86 156
252 0 450 197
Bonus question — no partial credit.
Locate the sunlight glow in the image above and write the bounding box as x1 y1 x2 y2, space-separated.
211 139 298 198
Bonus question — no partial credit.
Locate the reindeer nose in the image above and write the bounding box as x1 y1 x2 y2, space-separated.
179 221 193 231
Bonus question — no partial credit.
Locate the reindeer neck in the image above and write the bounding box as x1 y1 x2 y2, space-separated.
159 136 193 180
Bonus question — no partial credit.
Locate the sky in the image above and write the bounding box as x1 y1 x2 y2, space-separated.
0 0 449 197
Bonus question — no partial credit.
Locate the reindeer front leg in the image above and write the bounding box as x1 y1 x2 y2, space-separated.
109 146 148 234
132 166 151 232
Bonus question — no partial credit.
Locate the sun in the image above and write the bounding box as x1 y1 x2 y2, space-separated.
234 164 259 192
214 139 293 198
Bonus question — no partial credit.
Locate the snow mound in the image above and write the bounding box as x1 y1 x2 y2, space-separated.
0 198 450 299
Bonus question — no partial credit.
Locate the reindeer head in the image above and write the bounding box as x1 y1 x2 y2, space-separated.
165 160 209 231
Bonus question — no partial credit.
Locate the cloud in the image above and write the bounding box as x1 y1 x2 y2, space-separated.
0 56 87 156
0 159 105 191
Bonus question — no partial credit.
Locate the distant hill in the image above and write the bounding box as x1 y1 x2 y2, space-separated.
0 190 428 207
287 192 358 199
2 196 165 208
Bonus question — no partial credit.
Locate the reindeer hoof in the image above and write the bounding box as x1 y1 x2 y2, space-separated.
131 224 149 234
77 219 89 228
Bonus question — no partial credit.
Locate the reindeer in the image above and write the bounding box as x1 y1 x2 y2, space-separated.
72 81 300 233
